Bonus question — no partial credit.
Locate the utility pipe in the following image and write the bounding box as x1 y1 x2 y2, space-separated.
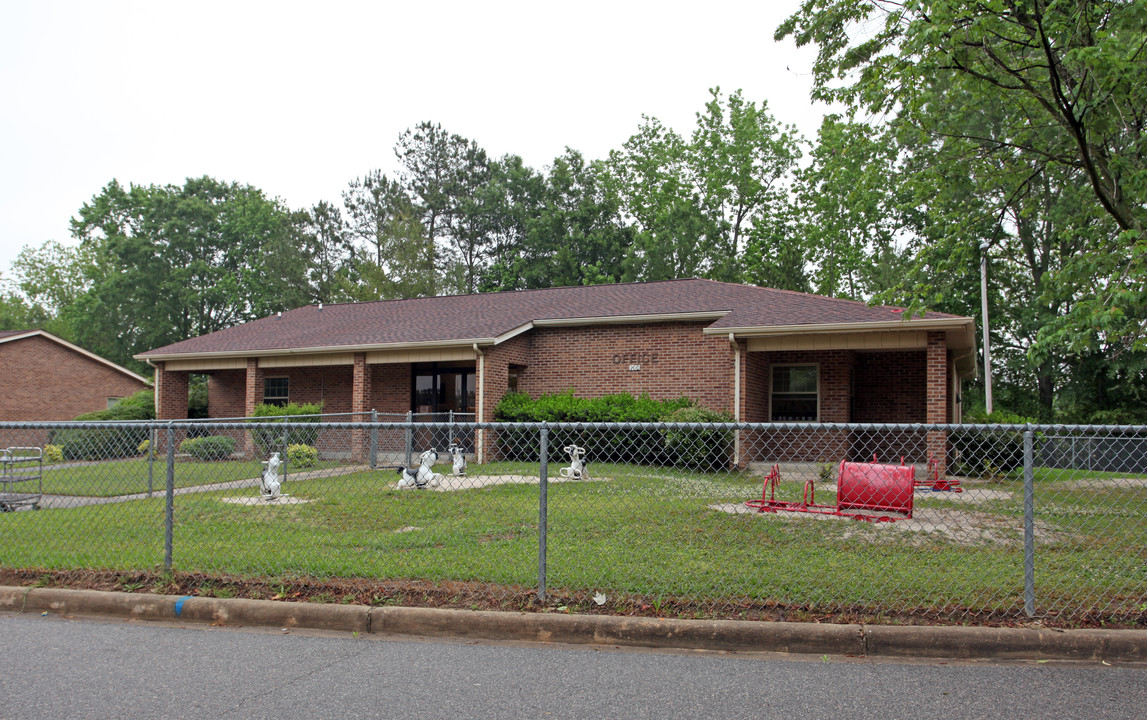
980 240 993 415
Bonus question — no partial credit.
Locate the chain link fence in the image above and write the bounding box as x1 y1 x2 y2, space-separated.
0 419 1143 624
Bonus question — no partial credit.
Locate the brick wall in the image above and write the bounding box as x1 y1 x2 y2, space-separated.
0 335 150 422
371 364 412 414
207 370 246 418
853 351 927 424
515 322 734 413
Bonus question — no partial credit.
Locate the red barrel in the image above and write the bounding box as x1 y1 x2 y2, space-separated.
837 460 915 515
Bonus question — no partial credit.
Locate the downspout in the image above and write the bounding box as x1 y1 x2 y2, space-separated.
952 347 977 424
729 333 741 468
474 343 485 464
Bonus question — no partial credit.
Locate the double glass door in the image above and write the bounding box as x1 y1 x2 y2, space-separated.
412 364 476 451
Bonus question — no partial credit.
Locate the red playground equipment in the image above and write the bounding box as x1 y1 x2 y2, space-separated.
916 452 963 493
746 456 915 522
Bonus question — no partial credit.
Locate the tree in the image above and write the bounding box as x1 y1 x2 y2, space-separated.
67 177 309 370
481 150 633 291
342 170 437 299
395 122 495 294
778 0 1147 354
296 201 353 304
791 117 903 299
604 89 800 282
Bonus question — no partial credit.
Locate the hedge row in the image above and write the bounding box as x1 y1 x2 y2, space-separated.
493 391 733 469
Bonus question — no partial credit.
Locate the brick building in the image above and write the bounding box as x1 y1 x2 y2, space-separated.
136 279 976 465
0 329 150 422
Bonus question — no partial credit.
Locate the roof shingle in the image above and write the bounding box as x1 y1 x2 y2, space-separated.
138 279 966 357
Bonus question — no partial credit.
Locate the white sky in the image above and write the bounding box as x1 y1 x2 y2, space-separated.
0 0 828 275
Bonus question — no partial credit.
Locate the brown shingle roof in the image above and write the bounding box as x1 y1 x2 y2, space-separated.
138 279 967 358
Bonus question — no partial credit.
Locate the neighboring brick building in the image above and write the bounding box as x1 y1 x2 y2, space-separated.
136 279 977 466
0 329 150 422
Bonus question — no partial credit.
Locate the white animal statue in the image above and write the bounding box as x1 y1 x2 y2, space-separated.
447 443 467 476
397 449 442 489
559 444 589 480
261 452 283 498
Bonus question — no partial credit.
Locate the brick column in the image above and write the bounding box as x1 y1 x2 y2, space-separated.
926 331 949 476
154 361 189 420
244 358 263 416
243 358 262 456
351 353 367 460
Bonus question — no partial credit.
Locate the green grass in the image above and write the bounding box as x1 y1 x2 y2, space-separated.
2 460 1143 620
35 458 352 497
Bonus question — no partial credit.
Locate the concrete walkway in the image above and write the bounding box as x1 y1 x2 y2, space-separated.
28 464 374 509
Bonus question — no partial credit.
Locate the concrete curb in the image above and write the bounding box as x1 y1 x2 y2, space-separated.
2 586 1143 662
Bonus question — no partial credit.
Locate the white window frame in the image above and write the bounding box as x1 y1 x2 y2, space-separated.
769 363 820 422
263 376 289 406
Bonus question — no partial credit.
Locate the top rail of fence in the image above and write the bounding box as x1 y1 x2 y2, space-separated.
3 418 1147 433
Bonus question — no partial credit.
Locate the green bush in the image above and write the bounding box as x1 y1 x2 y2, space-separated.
180 435 237 461
52 426 149 460
249 402 323 456
52 389 156 460
494 390 705 464
287 443 319 468
138 438 150 455
74 389 156 422
43 444 64 464
661 406 735 471
952 410 1037 477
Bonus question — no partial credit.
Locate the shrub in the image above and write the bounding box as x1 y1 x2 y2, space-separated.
74 389 156 422
43 445 64 465
52 389 156 460
180 435 237 461
287 443 319 468
138 438 150 455
52 426 149 460
249 402 323 456
494 390 708 464
661 406 735 471
952 410 1037 478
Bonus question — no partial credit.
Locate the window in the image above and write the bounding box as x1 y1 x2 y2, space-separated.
411 363 476 414
107 397 123 410
771 365 818 421
263 377 289 407
507 366 522 394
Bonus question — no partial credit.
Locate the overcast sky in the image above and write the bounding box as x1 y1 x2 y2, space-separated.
0 0 828 276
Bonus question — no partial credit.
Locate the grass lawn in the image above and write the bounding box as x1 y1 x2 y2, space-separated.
2 460 1143 620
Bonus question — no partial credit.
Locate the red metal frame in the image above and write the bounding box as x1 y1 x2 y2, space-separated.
745 463 906 523
915 452 963 493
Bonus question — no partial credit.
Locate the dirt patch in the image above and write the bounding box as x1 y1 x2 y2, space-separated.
399 474 606 492
220 495 312 506
710 502 1068 546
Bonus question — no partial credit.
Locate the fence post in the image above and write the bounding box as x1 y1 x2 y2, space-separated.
1023 425 1036 617
164 424 175 572
370 409 378 469
405 410 413 466
538 423 549 603
147 427 155 497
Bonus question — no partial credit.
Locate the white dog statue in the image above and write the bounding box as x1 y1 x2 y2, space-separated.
397 449 442 489
447 443 467 476
261 452 283 498
559 444 589 480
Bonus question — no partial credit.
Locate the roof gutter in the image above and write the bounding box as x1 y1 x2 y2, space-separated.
134 337 498 363
705 316 976 338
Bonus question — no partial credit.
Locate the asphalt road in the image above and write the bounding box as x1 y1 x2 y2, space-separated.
1 612 1143 720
